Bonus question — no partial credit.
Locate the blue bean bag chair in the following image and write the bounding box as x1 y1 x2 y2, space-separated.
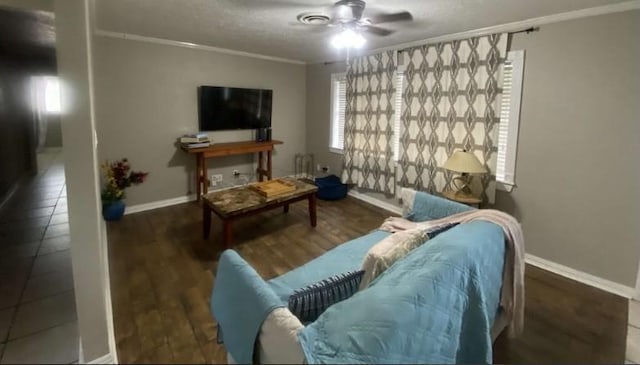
315 175 348 201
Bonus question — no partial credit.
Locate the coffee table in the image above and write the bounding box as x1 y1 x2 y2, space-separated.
202 177 318 248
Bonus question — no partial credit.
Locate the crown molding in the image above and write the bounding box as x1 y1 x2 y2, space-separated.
315 0 640 64
93 29 307 66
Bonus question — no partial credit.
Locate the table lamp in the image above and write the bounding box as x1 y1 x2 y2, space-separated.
443 150 487 198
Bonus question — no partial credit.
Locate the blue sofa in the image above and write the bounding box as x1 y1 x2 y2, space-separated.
211 190 509 364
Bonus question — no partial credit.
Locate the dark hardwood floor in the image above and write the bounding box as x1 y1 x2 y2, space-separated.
107 197 628 364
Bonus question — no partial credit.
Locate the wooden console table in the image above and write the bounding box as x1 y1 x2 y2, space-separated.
181 140 283 201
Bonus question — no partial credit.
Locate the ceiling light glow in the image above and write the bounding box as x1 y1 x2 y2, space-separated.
331 29 366 49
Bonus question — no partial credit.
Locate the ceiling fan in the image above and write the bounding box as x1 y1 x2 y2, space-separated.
295 0 413 49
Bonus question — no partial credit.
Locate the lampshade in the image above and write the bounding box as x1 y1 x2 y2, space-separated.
443 151 487 174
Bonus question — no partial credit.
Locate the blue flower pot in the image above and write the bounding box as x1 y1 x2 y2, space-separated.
102 200 125 221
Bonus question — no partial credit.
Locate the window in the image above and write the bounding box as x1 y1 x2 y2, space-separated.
496 50 525 191
392 68 405 161
329 73 346 153
44 76 61 114
31 75 61 115
329 68 403 158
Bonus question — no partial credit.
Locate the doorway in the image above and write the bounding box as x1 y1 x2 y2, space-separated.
0 4 79 364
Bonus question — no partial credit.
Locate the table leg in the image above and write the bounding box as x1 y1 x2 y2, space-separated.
196 153 202 201
201 155 208 196
267 150 272 180
258 151 264 182
283 204 289 214
203 205 211 239
223 219 233 249
308 194 317 227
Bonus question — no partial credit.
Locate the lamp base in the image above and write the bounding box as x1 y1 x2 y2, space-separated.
453 189 478 199
452 175 474 195
442 189 482 207
450 175 482 201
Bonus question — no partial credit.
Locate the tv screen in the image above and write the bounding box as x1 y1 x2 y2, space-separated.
198 86 273 131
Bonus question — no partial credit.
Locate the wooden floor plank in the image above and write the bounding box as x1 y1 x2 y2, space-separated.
107 196 628 363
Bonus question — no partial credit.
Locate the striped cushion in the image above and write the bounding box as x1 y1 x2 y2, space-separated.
288 270 365 324
426 222 459 239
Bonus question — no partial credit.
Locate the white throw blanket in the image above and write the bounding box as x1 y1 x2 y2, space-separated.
379 209 525 337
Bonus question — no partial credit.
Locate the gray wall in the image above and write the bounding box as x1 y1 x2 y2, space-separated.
494 10 640 287
0 57 36 200
305 61 346 175
92 37 306 206
0 0 53 12
55 0 112 360
44 115 63 147
305 10 640 287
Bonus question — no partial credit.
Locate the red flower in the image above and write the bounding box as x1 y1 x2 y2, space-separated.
101 158 149 203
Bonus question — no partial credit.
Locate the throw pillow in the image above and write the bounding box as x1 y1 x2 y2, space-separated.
359 228 430 290
359 223 459 290
288 270 365 324
426 222 460 239
401 188 472 222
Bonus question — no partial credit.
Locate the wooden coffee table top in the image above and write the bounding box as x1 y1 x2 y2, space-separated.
202 177 317 218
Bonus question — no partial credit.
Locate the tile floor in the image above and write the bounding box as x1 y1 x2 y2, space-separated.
0 149 79 364
628 299 640 364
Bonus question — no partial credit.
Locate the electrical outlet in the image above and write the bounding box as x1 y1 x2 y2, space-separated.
211 174 223 185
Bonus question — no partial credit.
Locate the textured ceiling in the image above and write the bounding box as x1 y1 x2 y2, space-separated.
95 0 629 63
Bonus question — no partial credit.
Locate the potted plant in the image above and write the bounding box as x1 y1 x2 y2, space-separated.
101 158 148 221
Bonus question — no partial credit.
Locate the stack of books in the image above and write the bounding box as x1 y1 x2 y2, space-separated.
180 133 211 149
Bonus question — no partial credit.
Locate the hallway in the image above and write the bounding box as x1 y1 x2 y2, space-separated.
0 149 78 363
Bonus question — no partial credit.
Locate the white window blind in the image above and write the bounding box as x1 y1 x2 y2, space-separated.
393 71 404 162
44 76 61 114
330 73 347 153
31 76 61 115
496 50 525 189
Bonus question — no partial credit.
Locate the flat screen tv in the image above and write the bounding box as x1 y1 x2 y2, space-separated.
198 86 273 131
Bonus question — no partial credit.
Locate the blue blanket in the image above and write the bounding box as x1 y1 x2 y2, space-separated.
211 231 391 363
211 250 284 364
298 221 505 364
211 191 504 364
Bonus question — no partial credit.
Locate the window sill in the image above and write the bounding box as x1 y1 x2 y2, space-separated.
329 147 344 155
496 181 514 193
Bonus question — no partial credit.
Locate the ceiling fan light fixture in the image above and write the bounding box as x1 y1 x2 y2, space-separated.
331 28 366 49
336 5 352 20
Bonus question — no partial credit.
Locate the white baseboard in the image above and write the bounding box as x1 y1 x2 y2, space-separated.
124 194 197 215
79 337 115 364
347 190 402 215
525 254 636 299
87 353 115 364
347 189 636 299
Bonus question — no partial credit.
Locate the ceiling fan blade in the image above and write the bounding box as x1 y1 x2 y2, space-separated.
329 4 354 24
362 25 394 36
367 11 412 24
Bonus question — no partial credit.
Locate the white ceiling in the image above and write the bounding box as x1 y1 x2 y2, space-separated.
94 0 630 63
